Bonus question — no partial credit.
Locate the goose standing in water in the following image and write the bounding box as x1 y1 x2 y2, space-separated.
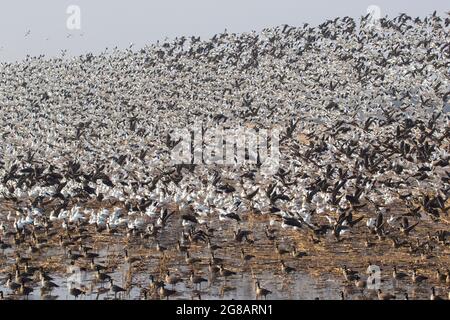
159 284 177 300
68 283 85 299
430 287 443 300
412 269 428 284
392 266 408 281
255 281 272 299
109 279 126 299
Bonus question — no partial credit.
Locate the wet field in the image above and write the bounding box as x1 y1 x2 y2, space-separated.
1 202 448 300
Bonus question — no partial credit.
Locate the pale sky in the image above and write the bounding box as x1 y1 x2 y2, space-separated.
0 0 448 62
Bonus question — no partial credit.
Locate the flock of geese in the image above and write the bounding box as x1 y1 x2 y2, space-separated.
0 12 449 300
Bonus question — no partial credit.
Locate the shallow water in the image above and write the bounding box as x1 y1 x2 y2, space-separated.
0 202 448 301
0 242 441 300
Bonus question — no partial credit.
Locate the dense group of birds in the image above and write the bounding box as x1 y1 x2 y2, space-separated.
0 12 449 300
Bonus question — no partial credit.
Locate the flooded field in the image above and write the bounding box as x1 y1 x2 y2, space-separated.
1 202 448 300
